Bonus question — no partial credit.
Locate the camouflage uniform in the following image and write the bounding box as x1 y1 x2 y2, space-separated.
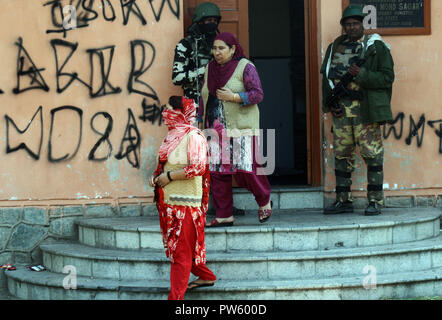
329 39 385 205
172 32 213 121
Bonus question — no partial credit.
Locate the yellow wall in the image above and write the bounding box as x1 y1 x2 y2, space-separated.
0 0 182 206
320 0 442 198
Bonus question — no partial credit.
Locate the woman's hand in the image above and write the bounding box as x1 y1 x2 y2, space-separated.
154 173 171 188
148 175 156 187
216 87 234 102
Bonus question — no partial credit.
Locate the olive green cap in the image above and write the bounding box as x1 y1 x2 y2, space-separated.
340 4 367 25
192 2 221 23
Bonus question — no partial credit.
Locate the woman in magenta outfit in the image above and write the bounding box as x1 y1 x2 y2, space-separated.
198 32 272 227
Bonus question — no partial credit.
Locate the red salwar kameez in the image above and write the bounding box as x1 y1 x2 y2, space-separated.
154 97 216 300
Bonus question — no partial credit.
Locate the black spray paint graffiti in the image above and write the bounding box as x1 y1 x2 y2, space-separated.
5 106 141 168
44 0 95 37
89 112 113 161
87 45 122 97
115 109 141 168
428 120 442 154
44 0 180 37
138 98 165 126
4 0 177 169
48 106 83 163
50 39 90 93
5 106 44 160
17 37 158 103
128 40 159 101
101 0 117 21
13 37 50 94
383 112 442 154
149 0 180 22
120 0 147 25
7 36 163 167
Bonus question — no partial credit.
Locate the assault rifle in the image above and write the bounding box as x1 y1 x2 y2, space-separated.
326 58 366 118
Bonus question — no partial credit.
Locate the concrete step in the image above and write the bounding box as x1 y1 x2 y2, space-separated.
6 264 442 300
229 186 324 210
39 235 442 281
76 208 441 251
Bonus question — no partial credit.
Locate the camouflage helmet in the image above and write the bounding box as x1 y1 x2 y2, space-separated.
192 2 221 23
340 4 367 25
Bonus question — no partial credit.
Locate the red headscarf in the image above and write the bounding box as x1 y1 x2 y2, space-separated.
207 32 246 96
158 97 198 162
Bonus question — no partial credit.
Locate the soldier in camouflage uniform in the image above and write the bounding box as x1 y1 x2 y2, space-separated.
321 5 395 216
172 2 221 123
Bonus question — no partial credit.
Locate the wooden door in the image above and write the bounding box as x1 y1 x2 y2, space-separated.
183 0 249 57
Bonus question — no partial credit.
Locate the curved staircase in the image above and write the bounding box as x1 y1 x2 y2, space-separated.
5 206 441 300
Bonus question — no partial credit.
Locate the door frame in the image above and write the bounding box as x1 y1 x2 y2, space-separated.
304 0 322 186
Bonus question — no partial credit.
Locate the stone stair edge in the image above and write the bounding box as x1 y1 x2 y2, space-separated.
40 235 442 263
74 211 440 233
6 265 442 293
233 186 324 193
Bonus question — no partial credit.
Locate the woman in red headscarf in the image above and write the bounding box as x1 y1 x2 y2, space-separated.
198 32 272 227
149 96 216 300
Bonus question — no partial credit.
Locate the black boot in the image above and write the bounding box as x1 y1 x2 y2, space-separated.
323 200 354 215
364 201 381 216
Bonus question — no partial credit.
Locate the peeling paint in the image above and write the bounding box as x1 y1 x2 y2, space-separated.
76 193 89 200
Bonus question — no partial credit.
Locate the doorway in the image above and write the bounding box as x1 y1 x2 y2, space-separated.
249 0 307 185
182 0 322 187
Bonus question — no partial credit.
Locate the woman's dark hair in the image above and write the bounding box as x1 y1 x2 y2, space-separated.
168 96 183 110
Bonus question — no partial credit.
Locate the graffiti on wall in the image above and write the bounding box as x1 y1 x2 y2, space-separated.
44 0 180 36
383 112 442 154
4 0 180 169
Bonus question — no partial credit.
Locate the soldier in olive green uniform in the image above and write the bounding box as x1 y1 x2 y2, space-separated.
321 5 395 215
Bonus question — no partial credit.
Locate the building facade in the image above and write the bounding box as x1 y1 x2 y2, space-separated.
0 0 440 269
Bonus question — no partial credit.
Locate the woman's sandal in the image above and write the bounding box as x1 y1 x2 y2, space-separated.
258 201 273 223
26 265 46 272
2 264 16 271
187 279 216 290
206 218 234 228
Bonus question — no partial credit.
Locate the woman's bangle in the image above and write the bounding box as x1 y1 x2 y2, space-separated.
167 171 173 182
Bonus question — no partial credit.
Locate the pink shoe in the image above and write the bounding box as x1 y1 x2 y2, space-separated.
258 201 273 223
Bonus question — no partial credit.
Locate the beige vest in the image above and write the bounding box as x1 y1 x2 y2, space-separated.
202 58 260 138
162 131 203 207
